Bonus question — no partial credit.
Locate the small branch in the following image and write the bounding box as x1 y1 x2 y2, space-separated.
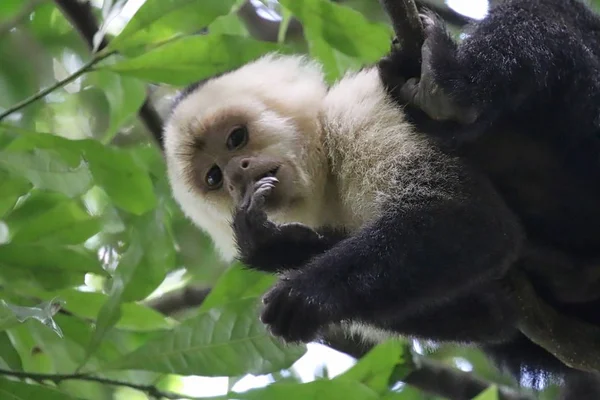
0 51 114 121
54 0 164 146
0 0 47 37
0 368 201 400
379 0 425 60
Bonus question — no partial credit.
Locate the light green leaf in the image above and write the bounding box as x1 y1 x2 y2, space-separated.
0 170 30 218
236 380 379 400
199 264 275 311
279 0 391 63
0 377 83 400
105 35 284 85
337 339 409 394
83 235 144 367
5 191 101 245
0 149 92 198
50 289 173 331
474 386 500 400
86 72 147 143
3 129 156 215
104 298 305 376
108 0 237 51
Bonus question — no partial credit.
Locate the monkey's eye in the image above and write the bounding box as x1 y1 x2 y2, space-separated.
226 126 248 150
205 165 223 189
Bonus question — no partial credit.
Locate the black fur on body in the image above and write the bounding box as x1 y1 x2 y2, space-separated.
231 0 600 392
378 0 600 382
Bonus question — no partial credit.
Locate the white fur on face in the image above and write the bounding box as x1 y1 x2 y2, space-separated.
163 54 329 262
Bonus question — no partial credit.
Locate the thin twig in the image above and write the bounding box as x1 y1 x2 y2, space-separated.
0 368 202 400
0 51 114 121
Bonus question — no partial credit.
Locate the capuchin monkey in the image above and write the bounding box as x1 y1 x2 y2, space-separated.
162 0 600 396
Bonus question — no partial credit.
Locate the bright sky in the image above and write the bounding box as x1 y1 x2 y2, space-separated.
93 0 490 397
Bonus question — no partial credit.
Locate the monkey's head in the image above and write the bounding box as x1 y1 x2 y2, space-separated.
163 54 331 261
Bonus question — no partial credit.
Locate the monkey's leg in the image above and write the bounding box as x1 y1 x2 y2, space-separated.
259 154 524 343
232 177 346 273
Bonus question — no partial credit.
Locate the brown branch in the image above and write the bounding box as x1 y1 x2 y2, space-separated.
53 0 164 147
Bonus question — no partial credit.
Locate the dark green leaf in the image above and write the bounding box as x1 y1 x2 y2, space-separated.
0 332 22 370
0 170 30 218
105 35 284 85
108 0 237 51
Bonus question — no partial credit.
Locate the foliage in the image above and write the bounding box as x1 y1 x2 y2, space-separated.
0 0 571 399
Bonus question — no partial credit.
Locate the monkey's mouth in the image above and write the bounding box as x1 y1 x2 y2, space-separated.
260 166 280 179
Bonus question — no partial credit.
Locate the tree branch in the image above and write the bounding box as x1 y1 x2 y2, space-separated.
0 51 114 121
0 368 202 400
53 0 165 147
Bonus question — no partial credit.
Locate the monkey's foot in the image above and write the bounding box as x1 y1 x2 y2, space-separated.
261 271 332 343
400 13 478 124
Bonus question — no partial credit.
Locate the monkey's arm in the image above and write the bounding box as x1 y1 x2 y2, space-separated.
260 151 524 342
232 177 347 273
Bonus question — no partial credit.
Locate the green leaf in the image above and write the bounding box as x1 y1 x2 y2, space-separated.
279 0 391 63
86 72 146 143
105 35 284 85
2 129 156 215
108 0 237 51
0 149 92 198
83 143 156 216
50 289 173 332
104 298 305 377
199 264 275 311
337 340 409 394
0 332 22 370
236 380 379 400
5 191 101 245
83 235 144 367
0 244 106 291
0 377 83 400
0 170 30 218
121 207 176 302
474 386 500 400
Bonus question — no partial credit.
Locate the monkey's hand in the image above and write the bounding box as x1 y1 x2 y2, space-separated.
400 14 478 125
260 270 334 343
232 177 326 273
